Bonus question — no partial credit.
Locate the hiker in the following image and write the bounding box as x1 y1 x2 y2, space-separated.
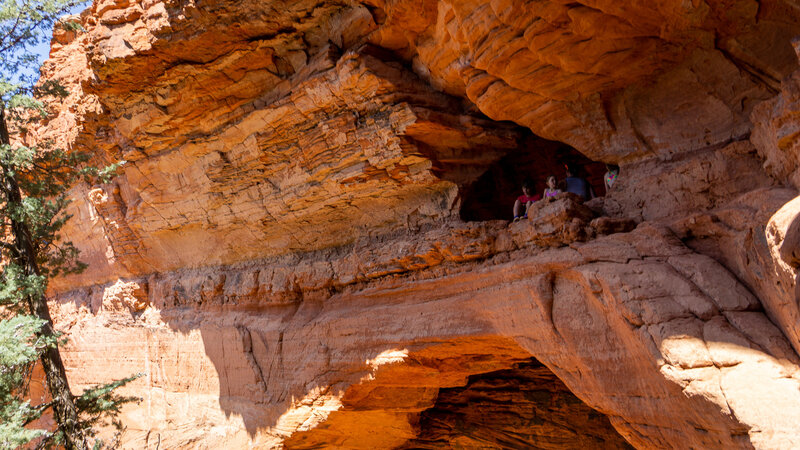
563 164 594 200
513 180 541 221
604 164 620 192
543 175 562 198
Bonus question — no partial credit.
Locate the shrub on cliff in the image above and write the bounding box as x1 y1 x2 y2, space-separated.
0 2 137 449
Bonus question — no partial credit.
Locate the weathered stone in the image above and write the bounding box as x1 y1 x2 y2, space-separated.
752 38 800 189
591 216 637 236
48 224 800 449
509 194 595 248
24 0 800 448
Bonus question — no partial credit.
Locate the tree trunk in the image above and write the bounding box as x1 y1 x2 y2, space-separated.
0 104 87 450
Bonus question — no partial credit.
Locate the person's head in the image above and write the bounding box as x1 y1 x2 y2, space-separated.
565 164 577 177
606 163 619 173
522 180 534 196
546 175 557 189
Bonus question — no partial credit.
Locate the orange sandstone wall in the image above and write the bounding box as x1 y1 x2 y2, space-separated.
34 0 800 448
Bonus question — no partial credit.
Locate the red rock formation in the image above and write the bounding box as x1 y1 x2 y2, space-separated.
53 222 800 448
368 0 799 159
29 0 800 448
752 38 800 189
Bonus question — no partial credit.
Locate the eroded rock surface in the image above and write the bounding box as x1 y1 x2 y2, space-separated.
369 0 799 159
53 221 800 449
752 39 800 189
28 0 800 448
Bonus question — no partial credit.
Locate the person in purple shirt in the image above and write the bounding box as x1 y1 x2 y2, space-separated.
543 175 562 198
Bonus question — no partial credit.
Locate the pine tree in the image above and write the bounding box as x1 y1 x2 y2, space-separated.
1 2 137 448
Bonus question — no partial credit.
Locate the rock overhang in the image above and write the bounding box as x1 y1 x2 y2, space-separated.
39 0 800 285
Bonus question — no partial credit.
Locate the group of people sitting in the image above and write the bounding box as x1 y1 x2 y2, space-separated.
513 164 619 221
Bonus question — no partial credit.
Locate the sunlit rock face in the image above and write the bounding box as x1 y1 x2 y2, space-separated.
34 0 800 448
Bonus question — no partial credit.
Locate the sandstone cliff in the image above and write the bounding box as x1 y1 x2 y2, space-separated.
29 0 800 448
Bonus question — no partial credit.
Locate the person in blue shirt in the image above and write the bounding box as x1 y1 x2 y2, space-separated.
563 164 595 200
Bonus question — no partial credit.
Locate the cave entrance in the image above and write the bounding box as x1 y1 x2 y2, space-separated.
459 135 607 222
282 340 632 449
401 358 632 449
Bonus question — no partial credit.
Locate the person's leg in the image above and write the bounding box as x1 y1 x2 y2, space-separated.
513 199 523 219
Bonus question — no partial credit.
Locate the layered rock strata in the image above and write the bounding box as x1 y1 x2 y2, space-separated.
55 216 800 448
29 0 800 448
